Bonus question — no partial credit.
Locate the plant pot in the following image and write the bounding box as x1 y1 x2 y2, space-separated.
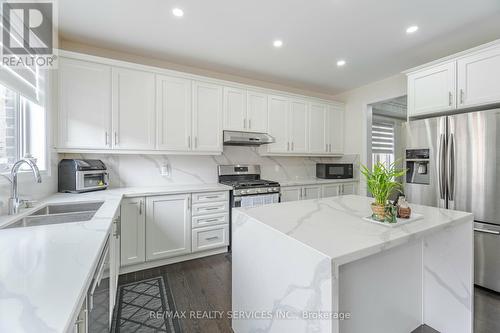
371 203 387 220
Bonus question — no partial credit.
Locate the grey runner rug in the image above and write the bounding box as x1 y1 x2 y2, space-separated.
112 276 182 332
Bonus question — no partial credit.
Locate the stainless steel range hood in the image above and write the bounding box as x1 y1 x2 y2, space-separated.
223 131 275 146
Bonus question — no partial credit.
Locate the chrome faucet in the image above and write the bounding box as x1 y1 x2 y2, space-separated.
8 158 42 215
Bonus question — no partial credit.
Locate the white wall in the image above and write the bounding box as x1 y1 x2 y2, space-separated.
334 74 407 194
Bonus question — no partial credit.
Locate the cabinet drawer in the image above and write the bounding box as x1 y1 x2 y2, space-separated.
192 191 228 204
192 213 229 228
192 201 229 216
192 224 229 252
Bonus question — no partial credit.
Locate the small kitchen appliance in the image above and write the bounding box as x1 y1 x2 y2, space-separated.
58 159 109 193
316 163 354 179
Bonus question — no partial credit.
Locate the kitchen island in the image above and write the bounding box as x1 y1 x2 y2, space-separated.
232 195 473 333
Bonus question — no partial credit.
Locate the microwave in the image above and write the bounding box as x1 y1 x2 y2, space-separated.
316 163 353 179
58 159 109 193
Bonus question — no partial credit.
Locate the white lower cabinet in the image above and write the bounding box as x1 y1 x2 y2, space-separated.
192 224 229 253
145 194 191 261
119 190 229 270
282 182 358 202
120 197 146 266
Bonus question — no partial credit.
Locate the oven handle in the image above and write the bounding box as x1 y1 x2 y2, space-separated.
474 227 500 235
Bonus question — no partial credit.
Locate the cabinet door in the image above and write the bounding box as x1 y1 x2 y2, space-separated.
457 47 500 108
58 57 111 149
407 62 456 117
289 99 308 153
267 95 289 153
328 104 344 154
156 75 192 151
247 90 268 133
322 184 341 198
120 197 145 266
112 68 156 150
303 185 322 200
192 81 223 152
223 87 247 131
146 194 191 261
341 183 357 195
110 212 121 312
280 186 302 202
308 102 328 154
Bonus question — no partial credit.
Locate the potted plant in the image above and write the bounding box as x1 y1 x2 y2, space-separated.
360 161 407 221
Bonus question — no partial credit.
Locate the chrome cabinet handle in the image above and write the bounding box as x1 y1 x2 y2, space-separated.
448 92 453 106
248 119 252 129
460 89 464 104
204 207 219 211
195 137 198 148
243 118 247 129
291 142 294 151
438 134 446 200
114 131 118 145
139 200 143 215
287 142 290 151
188 136 191 149
105 131 108 146
204 218 220 223
329 143 332 152
447 133 455 201
474 228 500 235
205 195 220 199
325 143 328 152
206 236 219 241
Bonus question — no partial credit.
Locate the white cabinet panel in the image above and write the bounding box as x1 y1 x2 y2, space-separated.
192 191 229 204
192 224 229 253
192 81 223 152
247 90 268 133
58 57 111 149
267 95 289 153
112 68 156 150
322 184 341 198
192 213 229 228
328 105 344 154
457 47 500 108
156 75 192 151
342 182 357 195
289 99 308 153
145 194 191 261
280 186 302 202
309 103 328 154
302 185 322 200
223 87 247 131
408 62 456 117
120 197 145 266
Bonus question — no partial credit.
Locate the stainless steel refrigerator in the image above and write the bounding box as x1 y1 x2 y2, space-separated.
404 108 500 292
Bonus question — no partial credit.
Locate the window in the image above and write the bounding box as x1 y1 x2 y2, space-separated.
0 82 46 172
371 117 395 167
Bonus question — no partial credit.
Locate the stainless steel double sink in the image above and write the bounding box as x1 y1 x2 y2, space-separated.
5 202 104 229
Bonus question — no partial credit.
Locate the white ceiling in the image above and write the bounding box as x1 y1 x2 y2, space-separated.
58 0 500 95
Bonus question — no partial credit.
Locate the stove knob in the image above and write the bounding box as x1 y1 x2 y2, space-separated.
267 188 273 192
240 190 247 195
273 187 279 192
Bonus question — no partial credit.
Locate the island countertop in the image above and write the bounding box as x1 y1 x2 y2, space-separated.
234 194 473 265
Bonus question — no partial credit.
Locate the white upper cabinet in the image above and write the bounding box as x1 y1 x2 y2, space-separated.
223 87 247 131
156 75 192 151
267 95 289 153
246 90 268 133
308 102 328 154
112 67 156 150
58 57 112 149
328 104 344 154
289 99 308 153
457 47 500 108
192 81 223 153
407 62 456 117
145 194 191 261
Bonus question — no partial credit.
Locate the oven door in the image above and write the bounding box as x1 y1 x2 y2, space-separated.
76 171 109 192
233 193 280 208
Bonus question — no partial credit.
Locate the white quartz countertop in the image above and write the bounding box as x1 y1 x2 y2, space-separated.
234 195 473 265
277 178 359 187
0 183 231 333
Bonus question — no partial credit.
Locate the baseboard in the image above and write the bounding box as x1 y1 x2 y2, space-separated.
119 247 228 274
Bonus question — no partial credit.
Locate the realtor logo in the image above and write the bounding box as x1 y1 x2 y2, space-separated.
1 1 57 68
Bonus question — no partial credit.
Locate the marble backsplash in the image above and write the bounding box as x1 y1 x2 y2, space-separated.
62 146 359 188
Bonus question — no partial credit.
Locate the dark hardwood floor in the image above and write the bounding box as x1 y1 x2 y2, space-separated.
119 254 233 333
118 254 500 333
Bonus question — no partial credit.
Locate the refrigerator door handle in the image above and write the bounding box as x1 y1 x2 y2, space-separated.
447 133 455 201
438 133 446 200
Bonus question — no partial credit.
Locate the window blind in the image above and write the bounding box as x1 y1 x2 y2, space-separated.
372 117 395 154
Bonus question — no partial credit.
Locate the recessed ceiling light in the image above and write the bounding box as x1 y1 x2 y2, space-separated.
336 60 346 67
406 25 419 34
273 40 283 48
172 8 184 17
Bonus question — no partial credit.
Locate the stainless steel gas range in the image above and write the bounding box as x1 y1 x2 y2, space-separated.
218 164 280 208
